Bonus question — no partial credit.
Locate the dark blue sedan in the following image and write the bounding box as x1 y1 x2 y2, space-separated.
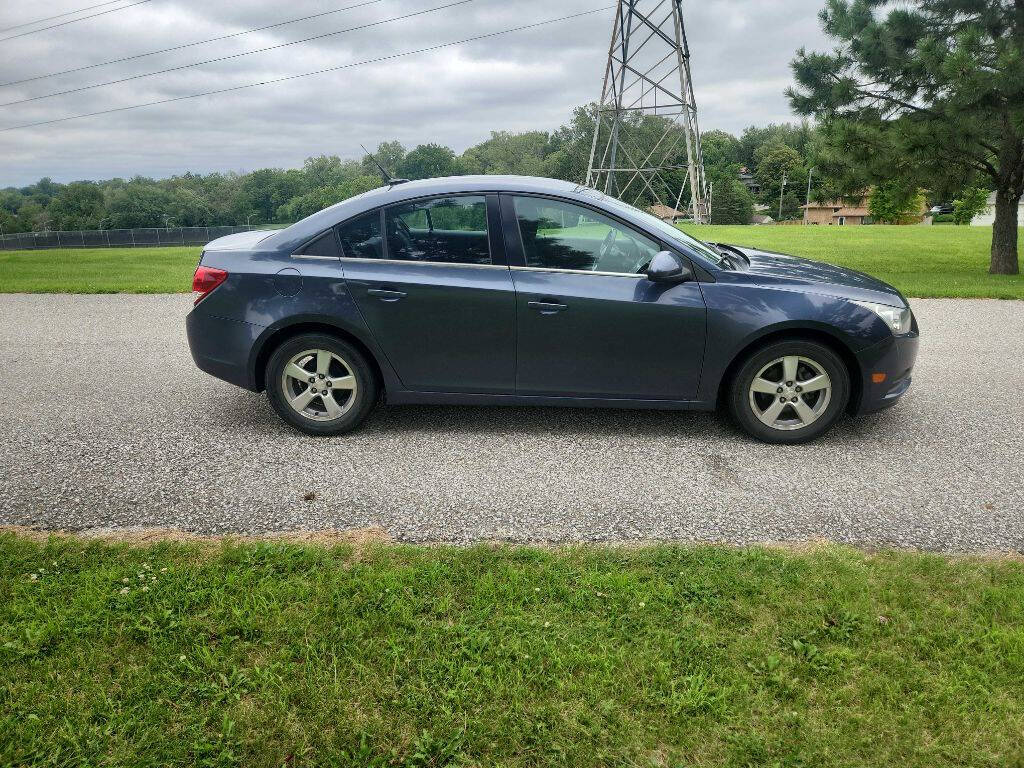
186 175 918 443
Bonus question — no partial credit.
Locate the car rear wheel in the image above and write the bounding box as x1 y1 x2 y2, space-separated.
728 339 849 444
266 334 378 435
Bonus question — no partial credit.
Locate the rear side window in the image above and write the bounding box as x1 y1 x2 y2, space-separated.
336 211 383 259
385 196 491 265
298 230 340 258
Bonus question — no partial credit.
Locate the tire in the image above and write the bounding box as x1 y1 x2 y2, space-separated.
265 333 378 436
728 339 850 444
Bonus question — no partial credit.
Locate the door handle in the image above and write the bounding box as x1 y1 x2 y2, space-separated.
368 288 407 302
528 300 568 314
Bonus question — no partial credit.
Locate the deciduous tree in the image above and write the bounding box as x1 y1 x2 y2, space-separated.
868 182 927 225
952 187 990 225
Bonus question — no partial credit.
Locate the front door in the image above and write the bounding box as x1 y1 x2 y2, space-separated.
505 194 706 400
342 196 516 394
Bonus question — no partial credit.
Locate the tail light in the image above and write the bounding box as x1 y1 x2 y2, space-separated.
192 265 227 305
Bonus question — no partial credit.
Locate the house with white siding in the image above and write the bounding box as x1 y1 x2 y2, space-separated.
971 191 1024 226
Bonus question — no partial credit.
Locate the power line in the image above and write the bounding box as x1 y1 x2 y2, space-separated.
0 0 387 89
0 0 474 107
0 6 612 133
0 0 153 43
0 0 128 34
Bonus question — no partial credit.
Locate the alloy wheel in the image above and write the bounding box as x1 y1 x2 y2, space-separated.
748 355 832 431
280 348 358 421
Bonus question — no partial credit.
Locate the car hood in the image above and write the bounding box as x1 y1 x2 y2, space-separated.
727 245 907 306
204 229 276 251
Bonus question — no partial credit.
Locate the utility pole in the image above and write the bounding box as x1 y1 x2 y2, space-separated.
778 171 788 221
246 213 257 229
804 167 814 225
586 0 709 223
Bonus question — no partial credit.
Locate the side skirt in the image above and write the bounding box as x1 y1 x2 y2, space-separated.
384 390 716 412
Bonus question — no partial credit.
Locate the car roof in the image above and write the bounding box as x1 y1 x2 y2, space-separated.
260 175 608 253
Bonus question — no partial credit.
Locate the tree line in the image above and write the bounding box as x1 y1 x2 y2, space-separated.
1 107 988 237
0 107 597 235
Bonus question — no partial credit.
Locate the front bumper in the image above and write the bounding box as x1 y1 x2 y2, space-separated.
853 330 920 415
186 307 265 391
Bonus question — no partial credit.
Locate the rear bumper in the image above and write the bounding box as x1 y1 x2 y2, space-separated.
186 307 264 391
853 330 919 415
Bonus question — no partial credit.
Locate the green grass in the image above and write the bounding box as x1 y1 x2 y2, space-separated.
679 224 1024 299
0 224 1022 298
0 246 200 293
2 534 1022 767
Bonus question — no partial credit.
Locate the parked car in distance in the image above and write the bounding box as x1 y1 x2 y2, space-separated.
187 176 918 443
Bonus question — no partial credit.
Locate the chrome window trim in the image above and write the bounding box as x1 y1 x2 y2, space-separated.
509 265 646 279
336 256 509 270
290 253 341 261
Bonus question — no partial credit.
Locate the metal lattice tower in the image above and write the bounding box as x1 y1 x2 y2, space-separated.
585 0 710 222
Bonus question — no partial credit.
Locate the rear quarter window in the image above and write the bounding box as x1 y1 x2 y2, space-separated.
298 230 341 258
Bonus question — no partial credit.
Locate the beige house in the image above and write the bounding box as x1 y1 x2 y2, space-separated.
803 191 932 225
801 197 871 226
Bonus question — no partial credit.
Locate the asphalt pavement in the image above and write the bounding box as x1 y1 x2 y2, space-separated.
1 294 1022 552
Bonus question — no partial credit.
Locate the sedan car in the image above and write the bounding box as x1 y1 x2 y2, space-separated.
186 175 918 443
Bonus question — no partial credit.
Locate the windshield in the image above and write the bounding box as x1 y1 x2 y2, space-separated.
591 192 727 266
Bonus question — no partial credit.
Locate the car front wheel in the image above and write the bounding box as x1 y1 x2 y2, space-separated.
266 333 378 435
728 339 850 444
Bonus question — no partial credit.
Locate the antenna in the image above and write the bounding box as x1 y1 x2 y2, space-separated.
585 0 710 223
360 143 409 186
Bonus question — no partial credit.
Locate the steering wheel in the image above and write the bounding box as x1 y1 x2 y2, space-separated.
392 216 415 257
598 229 617 261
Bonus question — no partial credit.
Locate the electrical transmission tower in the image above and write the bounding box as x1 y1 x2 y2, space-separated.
585 0 710 223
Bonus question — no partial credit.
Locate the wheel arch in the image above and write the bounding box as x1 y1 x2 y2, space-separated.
250 319 387 395
716 326 863 414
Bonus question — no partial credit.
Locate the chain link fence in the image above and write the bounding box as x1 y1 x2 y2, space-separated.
0 225 280 251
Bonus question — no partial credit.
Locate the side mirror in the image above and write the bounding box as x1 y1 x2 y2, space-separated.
646 250 692 283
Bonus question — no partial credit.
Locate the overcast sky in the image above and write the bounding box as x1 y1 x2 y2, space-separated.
0 0 831 186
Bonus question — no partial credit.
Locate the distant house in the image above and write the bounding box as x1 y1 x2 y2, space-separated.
970 191 1024 226
803 191 932 225
801 196 872 226
648 204 686 222
750 213 774 225
738 167 761 198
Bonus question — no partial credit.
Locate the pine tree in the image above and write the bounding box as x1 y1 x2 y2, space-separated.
788 0 1024 274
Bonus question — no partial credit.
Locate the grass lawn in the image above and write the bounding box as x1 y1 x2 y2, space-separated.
0 246 201 294
2 533 1022 767
679 224 1024 299
0 225 1022 298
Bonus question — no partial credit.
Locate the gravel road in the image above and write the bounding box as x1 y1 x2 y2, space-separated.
1 294 1022 551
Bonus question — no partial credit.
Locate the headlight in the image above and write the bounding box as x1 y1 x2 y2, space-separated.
852 300 913 335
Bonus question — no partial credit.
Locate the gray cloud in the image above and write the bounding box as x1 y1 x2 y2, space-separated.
0 0 830 185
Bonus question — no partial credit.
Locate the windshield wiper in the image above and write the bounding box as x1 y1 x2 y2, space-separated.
706 241 750 268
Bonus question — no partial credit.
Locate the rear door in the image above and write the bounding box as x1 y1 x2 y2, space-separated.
504 194 707 400
342 195 516 394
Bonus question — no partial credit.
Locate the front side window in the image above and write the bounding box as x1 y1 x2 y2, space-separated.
587 192 726 266
385 196 491 265
511 196 660 275
336 211 383 259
